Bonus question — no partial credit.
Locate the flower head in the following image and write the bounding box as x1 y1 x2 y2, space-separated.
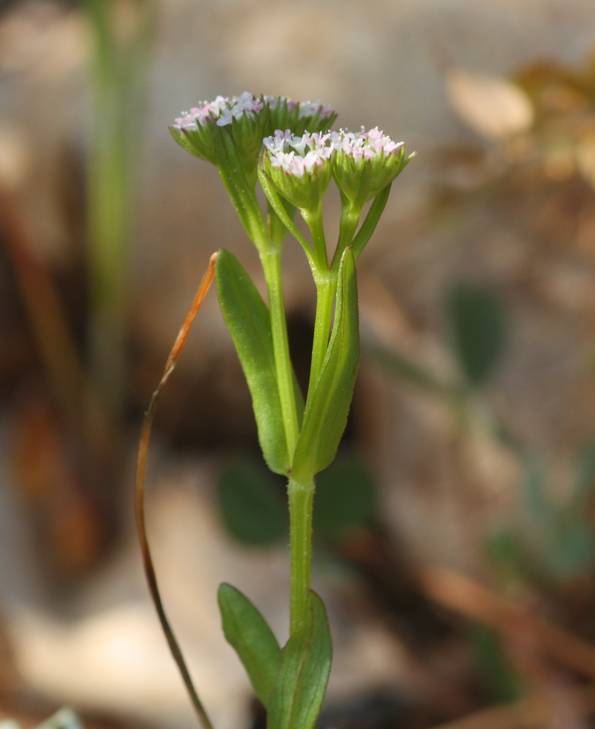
170 92 337 189
170 91 267 172
331 127 413 207
261 129 334 210
264 96 337 137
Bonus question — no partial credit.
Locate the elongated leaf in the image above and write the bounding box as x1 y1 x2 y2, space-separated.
574 441 595 507
267 592 332 729
218 583 282 706
292 248 359 482
216 250 290 474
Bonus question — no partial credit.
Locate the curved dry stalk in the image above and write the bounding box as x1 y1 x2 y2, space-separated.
135 252 218 729
428 684 595 729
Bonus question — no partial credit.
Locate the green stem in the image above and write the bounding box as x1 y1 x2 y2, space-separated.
288 477 315 637
308 273 337 393
260 246 300 459
332 200 361 271
302 204 328 271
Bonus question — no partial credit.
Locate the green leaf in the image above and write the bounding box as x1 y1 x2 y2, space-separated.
314 456 378 541
292 248 359 482
574 441 595 507
267 592 332 729
369 340 454 398
546 517 595 578
447 282 508 387
218 583 282 707
471 625 524 703
520 452 549 520
351 184 392 260
216 250 291 474
217 458 287 546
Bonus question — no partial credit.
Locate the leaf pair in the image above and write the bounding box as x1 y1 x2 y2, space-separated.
218 584 332 729
216 247 359 482
291 248 359 483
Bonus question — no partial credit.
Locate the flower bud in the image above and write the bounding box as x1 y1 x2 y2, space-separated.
260 129 333 211
331 127 413 208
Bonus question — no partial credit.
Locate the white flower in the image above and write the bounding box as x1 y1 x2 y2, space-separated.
263 130 333 178
263 96 334 119
172 92 263 130
330 127 404 160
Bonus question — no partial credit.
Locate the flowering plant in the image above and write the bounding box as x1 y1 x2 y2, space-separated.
136 92 413 729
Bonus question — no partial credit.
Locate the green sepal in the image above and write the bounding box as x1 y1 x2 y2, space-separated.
261 154 332 213
333 143 412 209
267 591 332 729
291 248 359 482
216 249 297 474
218 583 282 707
169 124 218 164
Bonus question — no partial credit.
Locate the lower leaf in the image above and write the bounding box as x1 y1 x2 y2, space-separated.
218 583 282 707
267 592 332 729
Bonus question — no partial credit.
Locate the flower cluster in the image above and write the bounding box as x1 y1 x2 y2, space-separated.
170 90 412 258
265 96 336 136
261 130 333 210
170 91 267 167
260 126 412 212
173 91 264 130
331 127 412 207
264 130 333 176
170 92 336 173
331 127 403 160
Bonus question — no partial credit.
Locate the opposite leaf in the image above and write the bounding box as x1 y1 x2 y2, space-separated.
216 250 291 474
267 592 332 729
218 583 282 707
292 248 359 483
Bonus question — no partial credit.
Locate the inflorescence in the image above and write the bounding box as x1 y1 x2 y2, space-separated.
263 130 333 178
262 127 406 178
173 92 334 132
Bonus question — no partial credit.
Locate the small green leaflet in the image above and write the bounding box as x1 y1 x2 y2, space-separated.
267 592 332 729
291 248 359 482
217 459 287 546
447 282 508 387
216 250 292 474
218 583 282 707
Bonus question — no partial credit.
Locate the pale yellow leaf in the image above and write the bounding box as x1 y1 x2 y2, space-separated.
446 68 534 140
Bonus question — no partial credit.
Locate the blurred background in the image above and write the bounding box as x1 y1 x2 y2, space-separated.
2 0 595 727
